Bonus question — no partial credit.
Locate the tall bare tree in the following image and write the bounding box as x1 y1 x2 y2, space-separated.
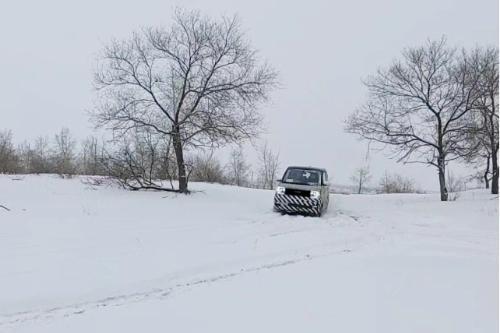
17 136 52 174
350 166 371 194
465 47 499 194
31 136 51 174
93 9 277 193
258 142 280 190
52 128 76 176
81 136 106 176
0 130 20 173
346 38 481 201
17 141 33 174
226 147 250 186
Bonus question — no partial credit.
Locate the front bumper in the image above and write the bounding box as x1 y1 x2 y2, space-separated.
274 193 322 215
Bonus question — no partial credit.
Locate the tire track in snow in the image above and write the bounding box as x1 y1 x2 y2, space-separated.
1 209 380 328
0 247 354 328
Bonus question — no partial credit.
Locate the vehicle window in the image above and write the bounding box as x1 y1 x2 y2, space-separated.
283 168 320 185
323 172 328 183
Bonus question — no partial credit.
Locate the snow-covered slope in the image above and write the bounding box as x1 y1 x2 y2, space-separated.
0 175 498 332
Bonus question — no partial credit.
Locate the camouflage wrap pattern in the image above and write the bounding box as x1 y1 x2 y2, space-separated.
274 193 322 215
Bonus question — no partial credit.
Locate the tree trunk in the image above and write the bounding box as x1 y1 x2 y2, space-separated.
491 144 498 194
484 155 490 189
488 91 498 195
437 154 448 201
358 177 362 194
172 129 188 193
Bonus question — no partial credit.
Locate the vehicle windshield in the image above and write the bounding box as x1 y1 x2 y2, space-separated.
282 168 320 186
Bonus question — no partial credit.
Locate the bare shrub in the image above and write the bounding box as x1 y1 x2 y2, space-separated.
446 171 465 201
189 152 227 184
379 172 417 193
100 131 177 191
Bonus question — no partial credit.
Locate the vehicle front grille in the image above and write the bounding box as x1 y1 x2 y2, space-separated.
284 188 310 197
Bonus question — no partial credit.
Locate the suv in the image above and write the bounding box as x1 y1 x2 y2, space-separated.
274 166 330 217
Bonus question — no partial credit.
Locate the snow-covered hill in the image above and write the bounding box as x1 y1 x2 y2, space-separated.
0 175 498 332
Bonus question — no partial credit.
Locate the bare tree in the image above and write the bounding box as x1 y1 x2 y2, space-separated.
17 141 33 174
80 136 107 176
52 128 76 176
17 136 52 174
463 134 493 190
258 143 280 190
464 47 499 194
247 168 258 189
0 130 20 173
350 166 371 194
31 136 51 174
226 147 250 186
346 38 481 201
93 9 277 193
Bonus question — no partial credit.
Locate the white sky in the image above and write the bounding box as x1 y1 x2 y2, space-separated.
0 0 498 189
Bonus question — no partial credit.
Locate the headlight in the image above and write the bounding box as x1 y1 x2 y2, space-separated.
276 186 285 194
310 191 320 199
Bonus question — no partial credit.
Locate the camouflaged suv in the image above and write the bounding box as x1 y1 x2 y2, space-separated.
273 166 330 217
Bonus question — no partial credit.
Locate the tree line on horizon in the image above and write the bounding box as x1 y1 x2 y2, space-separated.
0 128 282 191
0 125 487 196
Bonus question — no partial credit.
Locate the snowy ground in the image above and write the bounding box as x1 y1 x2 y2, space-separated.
0 175 498 332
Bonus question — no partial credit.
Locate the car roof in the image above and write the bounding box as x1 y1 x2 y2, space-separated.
285 166 327 173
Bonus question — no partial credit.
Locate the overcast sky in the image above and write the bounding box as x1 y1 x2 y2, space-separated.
1 0 498 189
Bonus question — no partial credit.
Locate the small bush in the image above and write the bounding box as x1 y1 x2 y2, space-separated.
379 172 417 193
446 171 465 201
188 153 228 184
